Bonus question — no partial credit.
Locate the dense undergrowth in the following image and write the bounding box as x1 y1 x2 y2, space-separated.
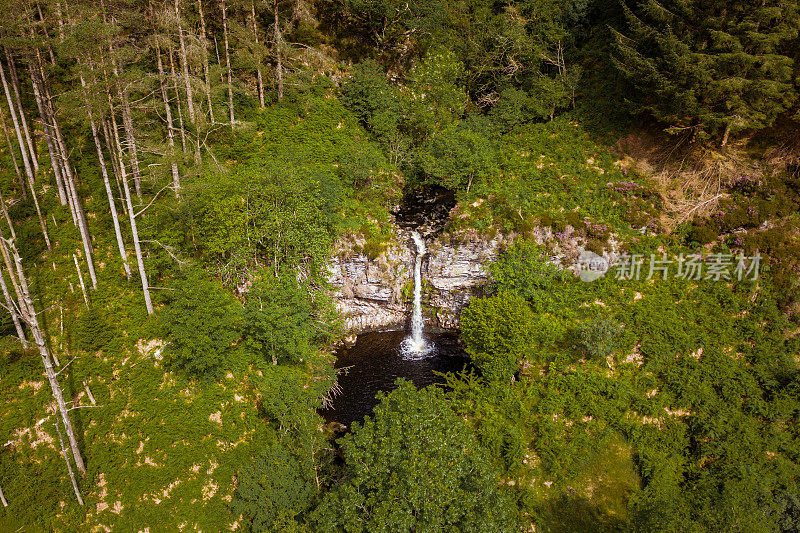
458 241 800 530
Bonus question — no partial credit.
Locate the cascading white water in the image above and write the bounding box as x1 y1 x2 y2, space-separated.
401 231 432 358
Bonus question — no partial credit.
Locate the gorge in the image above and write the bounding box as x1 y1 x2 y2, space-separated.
321 188 476 426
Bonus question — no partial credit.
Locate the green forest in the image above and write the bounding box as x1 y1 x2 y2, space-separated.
0 0 800 530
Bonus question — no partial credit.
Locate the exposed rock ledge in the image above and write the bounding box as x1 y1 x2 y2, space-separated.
326 228 505 332
326 223 622 333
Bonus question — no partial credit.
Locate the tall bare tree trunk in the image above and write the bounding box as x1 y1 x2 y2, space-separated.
80 73 132 279
58 151 97 288
35 2 58 66
102 116 126 214
0 60 51 250
196 0 215 124
108 45 144 199
120 89 143 198
28 60 67 205
109 102 154 314
122 161 154 316
55 0 66 42
83 381 96 405
2 235 86 474
54 417 84 505
63 175 97 290
168 46 189 153
251 0 265 108
0 190 15 241
0 261 26 347
156 47 181 198
0 188 26 347
274 0 283 101
0 60 34 185
214 36 223 84
5 50 38 172
33 46 80 225
221 0 235 124
73 253 88 307
51 105 97 288
0 228 23 306
0 104 27 198
53 119 80 224
175 0 196 125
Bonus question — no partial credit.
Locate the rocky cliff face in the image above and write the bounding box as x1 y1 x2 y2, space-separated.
325 235 410 333
326 229 505 332
424 234 504 328
326 220 622 334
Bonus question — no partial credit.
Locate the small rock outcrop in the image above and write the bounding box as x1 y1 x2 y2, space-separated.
424 234 503 328
325 236 410 332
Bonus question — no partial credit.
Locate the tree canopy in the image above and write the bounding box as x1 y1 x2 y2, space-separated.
613 0 800 141
313 380 519 532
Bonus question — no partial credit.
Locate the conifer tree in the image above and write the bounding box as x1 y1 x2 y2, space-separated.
613 0 799 144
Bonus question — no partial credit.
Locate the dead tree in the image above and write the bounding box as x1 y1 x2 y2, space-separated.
0 232 86 474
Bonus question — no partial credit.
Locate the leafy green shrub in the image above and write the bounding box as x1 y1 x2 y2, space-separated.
687 222 719 245
579 317 624 361
72 306 115 352
340 59 406 150
488 240 568 301
244 272 318 366
234 442 315 532
161 270 243 376
405 47 467 135
337 144 388 189
461 291 538 380
526 76 571 120
361 239 388 260
418 122 497 192
490 87 535 133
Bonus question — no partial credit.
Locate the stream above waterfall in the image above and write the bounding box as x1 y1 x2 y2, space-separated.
393 185 456 235
319 330 472 428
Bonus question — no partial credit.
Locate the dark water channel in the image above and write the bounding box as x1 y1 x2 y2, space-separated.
392 185 456 235
319 330 472 428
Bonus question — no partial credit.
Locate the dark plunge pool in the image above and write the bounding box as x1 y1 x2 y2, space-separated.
320 330 472 428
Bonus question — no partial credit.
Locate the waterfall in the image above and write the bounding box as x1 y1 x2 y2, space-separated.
402 231 432 358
